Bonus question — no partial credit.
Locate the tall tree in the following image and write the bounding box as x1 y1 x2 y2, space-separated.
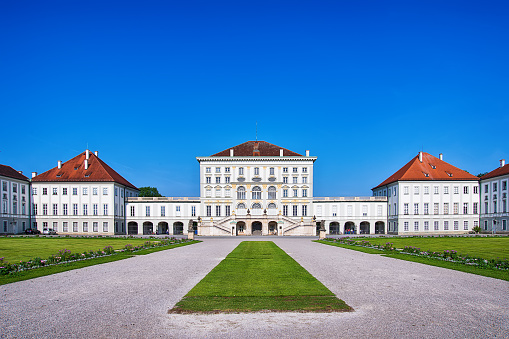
138 186 162 197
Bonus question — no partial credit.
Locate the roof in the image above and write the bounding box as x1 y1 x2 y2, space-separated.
32 151 138 190
373 152 478 189
210 141 303 157
0 164 29 181
481 163 509 180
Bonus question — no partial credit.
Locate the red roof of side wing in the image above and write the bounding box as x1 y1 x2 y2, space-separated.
0 164 29 181
211 141 303 157
481 163 509 180
32 151 138 190
373 152 478 189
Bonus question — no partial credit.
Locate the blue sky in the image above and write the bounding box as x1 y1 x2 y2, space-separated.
1 0 508 197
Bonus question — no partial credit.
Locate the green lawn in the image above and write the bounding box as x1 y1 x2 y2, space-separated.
0 237 158 263
170 241 352 313
359 236 509 260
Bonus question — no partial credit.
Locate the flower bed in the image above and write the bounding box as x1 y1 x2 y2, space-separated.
322 237 509 271
0 237 191 275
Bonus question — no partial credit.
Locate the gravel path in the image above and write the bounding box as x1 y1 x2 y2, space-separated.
1 237 508 338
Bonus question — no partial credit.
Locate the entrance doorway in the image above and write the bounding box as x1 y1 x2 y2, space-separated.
252 221 262 235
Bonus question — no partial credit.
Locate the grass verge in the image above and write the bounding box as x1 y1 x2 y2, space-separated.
0 240 199 285
169 241 352 313
316 240 509 281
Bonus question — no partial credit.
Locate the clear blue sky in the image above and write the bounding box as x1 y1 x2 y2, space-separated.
1 0 508 197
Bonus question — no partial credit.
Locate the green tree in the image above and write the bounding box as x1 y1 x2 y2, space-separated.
138 186 162 197
477 172 488 178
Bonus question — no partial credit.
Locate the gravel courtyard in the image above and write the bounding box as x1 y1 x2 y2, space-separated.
1 237 508 338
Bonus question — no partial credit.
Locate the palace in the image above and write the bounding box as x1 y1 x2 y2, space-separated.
1 141 508 235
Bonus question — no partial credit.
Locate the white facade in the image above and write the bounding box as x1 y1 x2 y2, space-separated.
480 160 509 232
0 169 30 234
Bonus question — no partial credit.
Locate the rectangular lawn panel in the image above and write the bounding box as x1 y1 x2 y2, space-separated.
170 241 352 313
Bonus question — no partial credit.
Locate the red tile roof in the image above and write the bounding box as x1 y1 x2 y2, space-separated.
32 151 138 190
211 141 303 157
0 164 29 181
373 152 478 189
481 163 509 180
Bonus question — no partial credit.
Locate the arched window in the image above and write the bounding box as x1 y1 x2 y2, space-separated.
268 186 277 200
237 186 246 200
237 203 246 209
268 203 277 209
252 203 262 209
252 186 261 200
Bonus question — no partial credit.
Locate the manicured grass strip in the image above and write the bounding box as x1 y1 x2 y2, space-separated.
0 241 199 285
383 253 509 281
0 237 162 263
169 241 352 313
360 236 509 260
314 240 385 254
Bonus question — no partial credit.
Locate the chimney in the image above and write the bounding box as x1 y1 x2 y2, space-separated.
501 159 506 167
419 151 423 163
84 159 89 170
439 153 443 161
32 172 37 178
230 149 234 157
305 150 310 157
280 149 284 157
94 151 98 157
86 149 90 160
57 160 62 169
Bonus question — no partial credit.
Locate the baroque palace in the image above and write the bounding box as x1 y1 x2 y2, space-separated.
1 141 508 236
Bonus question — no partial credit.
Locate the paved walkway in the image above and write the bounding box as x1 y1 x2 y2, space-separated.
1 237 508 338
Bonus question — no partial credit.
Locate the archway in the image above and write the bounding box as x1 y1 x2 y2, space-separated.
158 222 169 235
329 222 340 235
128 222 138 235
360 221 370 234
143 222 153 235
344 221 355 234
236 221 246 235
268 221 278 235
173 221 184 235
252 221 262 236
375 221 385 234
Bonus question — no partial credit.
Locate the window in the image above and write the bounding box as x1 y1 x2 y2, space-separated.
393 187 397 196
404 186 409 195
485 201 488 213
53 222 58 232
293 205 298 216
463 203 468 214
293 167 298 173
377 205 383 216
283 177 288 184
161 206 165 216
215 167 221 173
414 203 419 215
268 186 276 200
414 222 419 231
302 189 308 197
52 188 58 195
503 220 507 231
283 189 288 197
503 181 507 191
43 188 48 195
239 167 244 175
130 206 135 216
332 205 337 217
74 222 79 232
302 205 307 216
206 205 211 217
115 188 118 196
302 167 308 173
225 177 230 184
283 205 288 216
454 186 459 194
145 206 150 217
103 187 108 195
464 186 469 194
270 168 275 175
225 205 230 216
254 167 259 176
43 203 48 215
473 202 478 214
92 187 97 195
283 167 288 173
103 204 108 216
474 186 478 194
444 186 449 194
434 186 439 195
293 189 298 197
302 177 307 184
237 187 246 200
206 177 211 184
414 186 419 195
293 177 298 184
206 167 211 173
484 184 489 193
103 222 108 232
454 221 459 230
215 188 221 197
444 221 449 230
53 204 58 215
424 221 429 231
215 177 221 184
453 202 459 214
191 206 196 217
93 222 99 232
444 203 449 215
464 221 469 230
493 201 497 213
83 187 88 195
493 183 498 192
225 167 230 173
404 222 409 231
93 203 98 216
404 203 409 215
434 221 439 231
83 204 88 216
424 186 429 195
424 203 429 215
32 187 37 195
225 188 231 197
73 187 78 195
2 182 6 191
206 188 211 197
252 186 261 200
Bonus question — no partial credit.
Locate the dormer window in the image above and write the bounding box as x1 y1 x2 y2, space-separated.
423 172 429 177
56 174 62 177
85 174 90 177
447 172 453 177
430 164 436 169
